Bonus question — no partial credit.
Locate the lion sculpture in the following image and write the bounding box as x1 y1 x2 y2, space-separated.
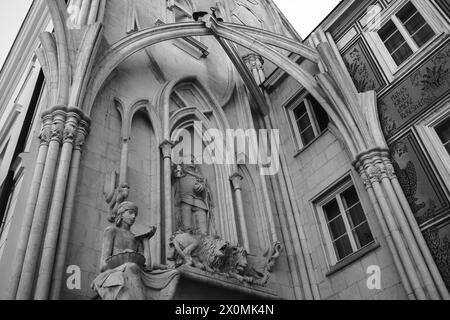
169 231 283 286
168 231 230 273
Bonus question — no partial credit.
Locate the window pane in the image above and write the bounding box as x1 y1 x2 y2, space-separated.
396 2 417 23
347 204 366 228
323 199 340 221
397 2 435 48
334 236 353 260
329 217 347 239
384 30 408 53
412 24 435 48
297 114 312 131
379 20 397 41
391 43 414 65
301 127 315 146
379 20 413 65
309 95 329 132
436 118 450 154
403 12 425 35
293 102 307 120
341 186 359 208
353 222 375 248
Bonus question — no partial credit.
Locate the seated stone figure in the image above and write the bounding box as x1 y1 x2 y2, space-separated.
91 201 180 300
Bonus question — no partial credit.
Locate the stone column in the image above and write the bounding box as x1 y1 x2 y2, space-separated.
87 0 101 24
16 106 67 300
50 118 89 300
355 150 427 300
160 140 174 262
119 137 130 184
7 112 53 299
243 53 265 85
230 172 250 251
357 165 415 300
381 152 450 300
77 0 92 26
34 109 84 300
375 155 439 300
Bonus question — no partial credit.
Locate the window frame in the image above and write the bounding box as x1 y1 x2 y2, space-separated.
315 178 375 265
364 0 449 80
435 117 450 154
286 93 328 152
414 104 450 194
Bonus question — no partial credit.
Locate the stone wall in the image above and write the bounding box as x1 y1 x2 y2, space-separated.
269 74 407 300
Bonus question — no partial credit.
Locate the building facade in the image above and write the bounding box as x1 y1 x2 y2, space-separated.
0 0 448 300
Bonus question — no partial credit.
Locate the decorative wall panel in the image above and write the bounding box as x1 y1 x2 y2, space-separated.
390 133 450 226
379 41 450 138
342 39 385 93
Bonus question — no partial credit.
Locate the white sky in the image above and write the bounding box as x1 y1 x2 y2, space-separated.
273 0 342 38
0 0 340 71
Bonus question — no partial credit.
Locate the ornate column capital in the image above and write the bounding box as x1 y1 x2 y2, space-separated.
39 112 54 146
74 118 90 152
357 166 372 190
230 172 244 191
160 140 174 160
63 111 81 145
380 151 397 180
50 107 68 144
243 53 264 70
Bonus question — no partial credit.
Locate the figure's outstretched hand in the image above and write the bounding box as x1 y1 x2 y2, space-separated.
135 226 157 240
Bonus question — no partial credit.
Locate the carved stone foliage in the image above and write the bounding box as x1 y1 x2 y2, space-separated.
342 39 385 93
423 220 450 290
168 231 282 286
39 125 52 145
390 133 450 225
379 41 450 138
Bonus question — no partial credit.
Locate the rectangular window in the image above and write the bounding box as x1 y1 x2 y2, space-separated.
436 117 450 155
377 1 435 66
288 94 329 150
317 181 375 264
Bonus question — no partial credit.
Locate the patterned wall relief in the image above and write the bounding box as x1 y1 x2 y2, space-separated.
342 39 385 93
390 133 450 226
423 219 450 290
379 41 450 138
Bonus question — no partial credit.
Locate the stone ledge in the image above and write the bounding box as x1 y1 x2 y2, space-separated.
177 265 280 300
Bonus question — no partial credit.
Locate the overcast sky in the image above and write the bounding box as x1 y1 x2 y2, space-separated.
0 0 340 71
